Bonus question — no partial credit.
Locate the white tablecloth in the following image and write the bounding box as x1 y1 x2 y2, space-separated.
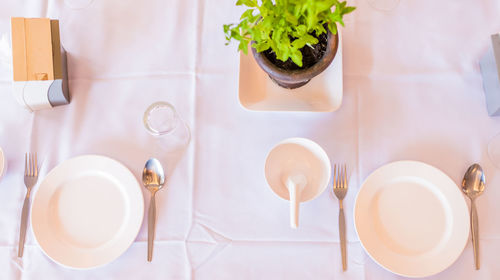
1 0 500 279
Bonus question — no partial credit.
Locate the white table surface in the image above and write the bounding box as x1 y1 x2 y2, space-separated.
1 0 500 279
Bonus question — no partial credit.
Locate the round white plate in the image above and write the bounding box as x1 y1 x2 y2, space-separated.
31 155 144 269
354 161 469 278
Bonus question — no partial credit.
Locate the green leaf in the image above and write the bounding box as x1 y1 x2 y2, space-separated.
240 9 254 20
253 41 271 52
292 34 318 49
328 12 341 23
236 0 257 8
291 38 306 49
306 12 318 31
271 27 284 42
291 50 303 67
230 29 242 41
277 50 289 62
285 12 298 25
238 40 249 54
315 0 335 12
343 6 356 15
295 25 307 36
314 24 326 35
327 22 337 34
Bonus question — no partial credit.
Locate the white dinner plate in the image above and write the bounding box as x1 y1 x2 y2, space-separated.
354 161 469 278
31 155 144 269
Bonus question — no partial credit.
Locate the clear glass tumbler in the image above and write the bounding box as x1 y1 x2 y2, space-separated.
143 101 191 153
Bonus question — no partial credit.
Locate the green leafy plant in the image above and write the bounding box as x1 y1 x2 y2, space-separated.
223 0 355 67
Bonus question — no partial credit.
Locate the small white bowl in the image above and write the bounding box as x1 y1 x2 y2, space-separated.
0 147 5 180
264 138 331 228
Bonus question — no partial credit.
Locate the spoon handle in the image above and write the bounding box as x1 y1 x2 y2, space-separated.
287 182 300 229
148 193 156 262
471 200 480 270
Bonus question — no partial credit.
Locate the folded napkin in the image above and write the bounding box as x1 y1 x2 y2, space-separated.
480 33 500 116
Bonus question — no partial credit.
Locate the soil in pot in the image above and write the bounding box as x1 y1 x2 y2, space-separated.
262 31 328 71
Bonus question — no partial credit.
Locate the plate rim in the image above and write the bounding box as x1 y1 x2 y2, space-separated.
353 160 470 278
30 154 144 270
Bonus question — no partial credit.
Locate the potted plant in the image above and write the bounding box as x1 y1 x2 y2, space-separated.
224 0 355 89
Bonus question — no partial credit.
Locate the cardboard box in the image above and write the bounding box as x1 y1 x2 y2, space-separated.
11 17 70 111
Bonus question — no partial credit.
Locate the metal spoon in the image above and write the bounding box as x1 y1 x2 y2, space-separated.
461 163 486 270
142 158 165 262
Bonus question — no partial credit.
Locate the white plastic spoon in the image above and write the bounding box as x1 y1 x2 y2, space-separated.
283 174 307 229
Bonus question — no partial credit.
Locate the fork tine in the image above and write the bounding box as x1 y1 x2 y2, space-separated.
341 164 344 188
338 164 342 188
30 153 33 176
34 153 38 177
343 164 347 188
24 153 28 176
29 153 33 177
30 153 34 177
340 164 343 188
333 164 337 188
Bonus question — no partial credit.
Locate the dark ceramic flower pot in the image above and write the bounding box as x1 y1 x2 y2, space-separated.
251 29 339 89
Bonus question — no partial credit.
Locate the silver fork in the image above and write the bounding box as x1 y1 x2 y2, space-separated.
333 164 348 271
18 153 38 258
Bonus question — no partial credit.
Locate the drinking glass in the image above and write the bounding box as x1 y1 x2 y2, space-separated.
144 101 191 153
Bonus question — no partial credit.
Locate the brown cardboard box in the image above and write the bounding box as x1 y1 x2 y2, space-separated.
11 17 70 110
11 17 63 81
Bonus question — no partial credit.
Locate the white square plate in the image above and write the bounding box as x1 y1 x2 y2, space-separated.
238 31 343 112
